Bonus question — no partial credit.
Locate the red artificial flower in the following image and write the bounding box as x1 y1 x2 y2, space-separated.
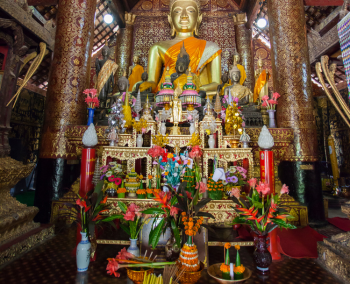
147 145 165 158
76 199 87 208
153 192 170 209
268 99 277 105
272 92 281 99
116 247 135 261
106 259 120 277
196 182 207 194
108 175 115 182
92 214 103 221
170 206 180 217
101 195 108 204
123 210 136 221
114 177 122 186
262 101 267 107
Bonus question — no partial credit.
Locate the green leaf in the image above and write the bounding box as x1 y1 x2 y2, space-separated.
108 220 117 230
230 195 241 206
141 208 165 215
196 212 215 219
266 224 278 233
118 201 128 213
150 219 166 249
192 188 199 207
170 196 178 206
178 181 187 193
252 189 260 202
95 191 104 210
272 219 297 229
101 215 124 222
194 198 212 214
170 218 181 249
120 223 130 236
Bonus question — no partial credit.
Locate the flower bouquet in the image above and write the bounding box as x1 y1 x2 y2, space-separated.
261 92 280 110
132 118 148 134
231 179 296 273
223 166 247 196
147 145 166 191
84 88 99 109
100 162 123 195
159 151 187 190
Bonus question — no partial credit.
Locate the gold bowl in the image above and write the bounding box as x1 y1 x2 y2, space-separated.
207 263 252 283
229 139 240 148
177 262 204 284
126 267 154 284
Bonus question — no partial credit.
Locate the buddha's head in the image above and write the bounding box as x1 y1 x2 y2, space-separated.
175 42 190 74
233 50 240 65
141 71 148 82
133 55 140 64
168 0 202 36
102 45 109 58
118 70 129 92
221 74 228 84
229 66 241 84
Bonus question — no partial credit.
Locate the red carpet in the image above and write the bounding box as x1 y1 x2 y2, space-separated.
327 217 350 232
277 226 326 258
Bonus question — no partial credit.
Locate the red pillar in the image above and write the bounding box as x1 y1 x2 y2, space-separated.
260 149 281 260
79 147 96 196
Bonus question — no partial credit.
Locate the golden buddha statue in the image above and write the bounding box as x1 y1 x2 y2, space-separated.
128 55 144 92
254 57 269 103
170 85 183 135
230 50 247 86
224 65 253 105
147 0 222 95
218 73 229 96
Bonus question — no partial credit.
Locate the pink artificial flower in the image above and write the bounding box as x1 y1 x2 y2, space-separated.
196 182 207 194
268 99 277 105
170 206 180 217
242 121 246 127
234 97 239 103
116 247 134 262
106 259 120 277
272 92 281 99
261 101 267 107
108 175 115 182
247 178 257 188
262 183 270 195
147 145 165 158
189 145 203 159
188 114 193 121
241 173 247 179
100 165 109 173
230 187 241 199
236 166 246 173
222 98 226 104
155 116 159 121
256 181 265 194
261 95 269 101
141 128 146 134
114 177 122 186
280 184 289 195
123 210 136 221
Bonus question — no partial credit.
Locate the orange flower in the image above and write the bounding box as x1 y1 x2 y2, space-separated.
164 172 169 176
234 265 245 274
146 188 153 194
188 221 194 228
101 195 108 204
167 153 174 159
224 243 231 250
117 188 126 193
136 189 146 195
235 245 240 250
220 263 230 273
189 217 193 221
139 174 144 179
181 212 186 216
148 175 153 179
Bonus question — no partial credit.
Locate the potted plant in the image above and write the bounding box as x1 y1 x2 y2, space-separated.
100 162 123 196
261 92 280 128
117 201 148 257
64 181 123 272
231 179 296 274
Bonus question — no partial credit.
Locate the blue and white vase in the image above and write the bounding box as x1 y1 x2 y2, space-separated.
127 238 140 257
76 232 91 272
87 108 95 126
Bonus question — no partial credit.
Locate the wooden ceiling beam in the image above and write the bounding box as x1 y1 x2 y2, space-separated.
27 0 58 5
304 0 343 6
246 0 261 29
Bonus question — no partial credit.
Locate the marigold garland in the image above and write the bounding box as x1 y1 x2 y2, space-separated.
234 265 245 274
146 188 153 194
182 214 204 236
220 263 230 273
117 188 126 193
136 189 146 195
208 173 224 192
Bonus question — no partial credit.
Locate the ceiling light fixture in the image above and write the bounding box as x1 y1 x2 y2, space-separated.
257 18 267 29
104 14 113 24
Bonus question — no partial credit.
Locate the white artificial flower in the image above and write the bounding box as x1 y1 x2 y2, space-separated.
105 171 113 177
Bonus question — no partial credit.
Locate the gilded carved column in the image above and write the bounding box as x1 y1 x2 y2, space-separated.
267 0 325 224
233 13 255 92
35 0 97 223
115 12 136 79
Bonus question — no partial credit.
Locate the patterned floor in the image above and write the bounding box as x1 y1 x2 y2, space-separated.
0 226 343 284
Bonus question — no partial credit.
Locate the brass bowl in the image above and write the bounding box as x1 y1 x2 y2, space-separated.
177 262 204 284
229 139 240 148
207 263 252 283
126 267 154 284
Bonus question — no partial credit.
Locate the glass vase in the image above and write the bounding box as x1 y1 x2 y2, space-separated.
87 108 95 126
253 234 272 275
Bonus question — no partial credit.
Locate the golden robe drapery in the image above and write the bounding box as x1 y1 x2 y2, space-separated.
128 65 144 92
96 60 118 96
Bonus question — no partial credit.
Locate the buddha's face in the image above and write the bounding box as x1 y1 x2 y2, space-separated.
175 57 189 74
141 73 148 81
171 1 199 32
221 74 228 84
258 60 263 68
118 79 127 92
231 71 241 83
133 56 139 64
234 55 240 64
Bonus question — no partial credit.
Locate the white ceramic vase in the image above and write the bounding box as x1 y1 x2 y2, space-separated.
160 122 166 135
76 232 91 272
208 134 215 148
189 122 196 135
127 238 140 257
136 134 143 147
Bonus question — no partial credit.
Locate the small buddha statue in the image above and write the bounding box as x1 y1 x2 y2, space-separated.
132 70 154 107
128 55 144 92
217 73 229 96
232 50 247 86
224 66 252 105
254 57 270 103
141 94 154 122
170 85 183 135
